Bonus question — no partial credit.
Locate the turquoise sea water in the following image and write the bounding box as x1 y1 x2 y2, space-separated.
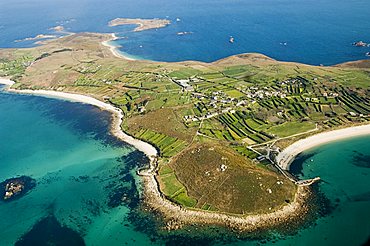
0 0 370 65
229 135 370 246
0 88 156 245
283 136 370 246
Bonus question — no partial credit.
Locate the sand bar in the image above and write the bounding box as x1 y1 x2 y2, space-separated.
276 124 370 170
49 25 65 32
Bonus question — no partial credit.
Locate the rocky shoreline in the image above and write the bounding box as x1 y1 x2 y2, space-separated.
141 172 312 232
0 176 36 202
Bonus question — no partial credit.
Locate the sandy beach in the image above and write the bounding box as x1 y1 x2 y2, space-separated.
101 34 136 61
276 124 370 170
0 78 15 86
3 87 157 161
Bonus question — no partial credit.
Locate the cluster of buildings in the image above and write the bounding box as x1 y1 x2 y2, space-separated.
184 91 238 122
172 78 201 91
241 87 287 99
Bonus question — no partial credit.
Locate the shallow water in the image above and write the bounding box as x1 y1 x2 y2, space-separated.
0 0 370 65
0 89 155 245
273 136 370 245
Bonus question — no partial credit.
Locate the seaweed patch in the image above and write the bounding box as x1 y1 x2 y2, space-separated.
15 215 85 246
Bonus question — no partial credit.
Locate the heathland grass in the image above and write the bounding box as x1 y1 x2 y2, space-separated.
127 107 197 142
169 143 296 214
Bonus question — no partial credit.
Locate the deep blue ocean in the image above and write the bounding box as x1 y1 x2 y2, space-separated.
0 0 370 65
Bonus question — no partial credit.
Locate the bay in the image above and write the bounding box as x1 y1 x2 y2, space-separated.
0 0 369 65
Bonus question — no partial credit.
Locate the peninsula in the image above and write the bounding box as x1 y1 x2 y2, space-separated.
1 32 369 231
108 18 171 32
15 34 57 43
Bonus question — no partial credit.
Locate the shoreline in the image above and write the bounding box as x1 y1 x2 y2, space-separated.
0 84 157 162
89 32 369 67
101 33 137 61
0 79 15 86
0 79 312 232
144 178 311 232
276 124 370 170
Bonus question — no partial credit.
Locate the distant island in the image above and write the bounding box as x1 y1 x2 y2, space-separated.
1 32 370 232
108 18 171 32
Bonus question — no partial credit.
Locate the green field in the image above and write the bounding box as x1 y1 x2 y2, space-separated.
158 165 197 207
134 129 188 157
267 121 316 137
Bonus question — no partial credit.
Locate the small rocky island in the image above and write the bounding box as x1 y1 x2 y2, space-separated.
1 176 36 201
353 41 369 47
108 18 170 32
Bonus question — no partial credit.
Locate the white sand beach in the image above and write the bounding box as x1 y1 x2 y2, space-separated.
0 78 15 86
102 34 136 61
6 88 158 161
276 124 370 170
